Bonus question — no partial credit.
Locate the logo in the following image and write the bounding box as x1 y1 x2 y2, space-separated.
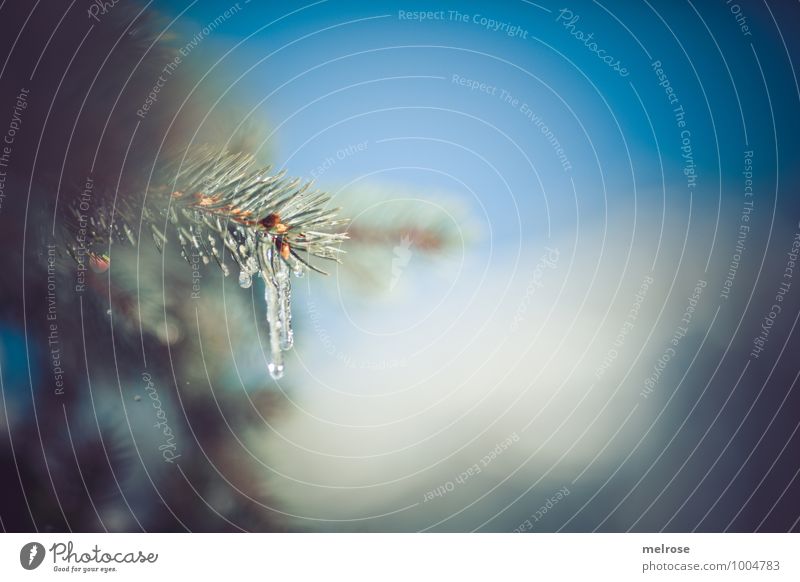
20 542 46 570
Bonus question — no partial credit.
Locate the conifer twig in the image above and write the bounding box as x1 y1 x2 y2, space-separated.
66 147 348 378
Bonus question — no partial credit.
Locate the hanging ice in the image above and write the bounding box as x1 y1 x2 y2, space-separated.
257 243 295 380
262 266 284 380
275 257 294 350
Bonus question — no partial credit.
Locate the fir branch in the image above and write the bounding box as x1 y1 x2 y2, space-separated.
65 147 348 379
67 147 346 273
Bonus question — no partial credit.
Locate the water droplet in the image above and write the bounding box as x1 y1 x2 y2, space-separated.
238 270 252 288
268 362 284 380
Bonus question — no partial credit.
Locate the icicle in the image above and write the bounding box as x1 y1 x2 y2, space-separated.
275 256 294 350
260 246 285 379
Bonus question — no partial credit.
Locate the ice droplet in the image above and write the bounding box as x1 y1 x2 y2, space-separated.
238 270 252 288
268 362 284 380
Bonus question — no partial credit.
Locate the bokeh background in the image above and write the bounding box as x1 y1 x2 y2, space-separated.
1 0 799 532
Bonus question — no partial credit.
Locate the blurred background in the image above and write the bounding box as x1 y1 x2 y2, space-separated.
1 0 799 532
